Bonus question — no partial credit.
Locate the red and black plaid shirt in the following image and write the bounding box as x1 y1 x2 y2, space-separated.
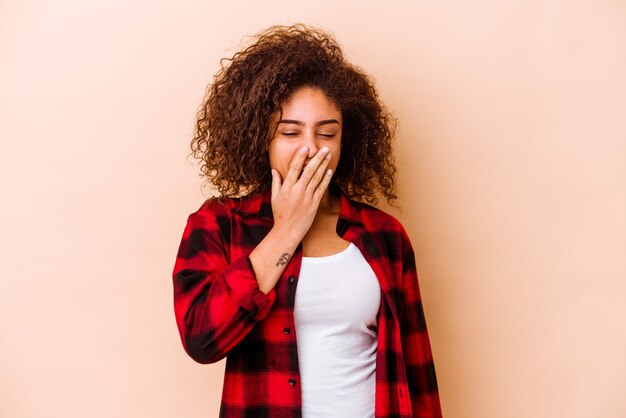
172 187 442 417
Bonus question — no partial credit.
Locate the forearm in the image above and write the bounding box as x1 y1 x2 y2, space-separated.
249 225 302 294
249 146 333 293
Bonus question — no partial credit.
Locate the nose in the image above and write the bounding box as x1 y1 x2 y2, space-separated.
302 130 319 159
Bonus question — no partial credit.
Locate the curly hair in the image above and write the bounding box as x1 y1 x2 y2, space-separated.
190 23 398 206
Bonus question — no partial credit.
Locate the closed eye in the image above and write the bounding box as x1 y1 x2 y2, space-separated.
280 132 336 138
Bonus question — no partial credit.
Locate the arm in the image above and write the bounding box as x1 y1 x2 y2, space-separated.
172 209 278 364
399 228 443 417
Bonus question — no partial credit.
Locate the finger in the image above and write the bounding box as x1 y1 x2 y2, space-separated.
271 169 282 201
298 146 330 185
284 146 309 185
313 167 334 200
306 151 332 193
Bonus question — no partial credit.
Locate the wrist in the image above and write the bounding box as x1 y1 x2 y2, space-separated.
268 223 303 249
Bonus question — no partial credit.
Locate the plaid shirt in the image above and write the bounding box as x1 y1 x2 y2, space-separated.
172 187 442 417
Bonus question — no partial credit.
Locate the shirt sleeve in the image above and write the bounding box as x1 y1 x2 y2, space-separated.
399 227 443 417
172 209 277 364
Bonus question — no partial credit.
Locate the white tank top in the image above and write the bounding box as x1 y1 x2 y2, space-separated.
294 242 381 418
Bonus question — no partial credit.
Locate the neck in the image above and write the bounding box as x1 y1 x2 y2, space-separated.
317 187 339 215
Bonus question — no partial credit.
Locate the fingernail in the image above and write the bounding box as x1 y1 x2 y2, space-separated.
321 147 329 154
325 153 331 160
301 146 308 153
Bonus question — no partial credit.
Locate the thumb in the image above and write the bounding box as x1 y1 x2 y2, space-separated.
271 169 282 200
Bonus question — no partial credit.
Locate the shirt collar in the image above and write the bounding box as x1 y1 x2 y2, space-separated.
230 184 364 227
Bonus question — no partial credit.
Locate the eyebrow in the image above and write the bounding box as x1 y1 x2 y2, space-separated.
278 119 340 126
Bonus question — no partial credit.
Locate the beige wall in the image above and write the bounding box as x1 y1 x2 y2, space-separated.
1 0 625 417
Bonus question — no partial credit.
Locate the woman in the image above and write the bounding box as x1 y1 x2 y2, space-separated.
173 24 443 418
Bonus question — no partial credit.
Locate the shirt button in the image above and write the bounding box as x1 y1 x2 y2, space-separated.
283 327 290 334
288 378 296 386
287 276 296 284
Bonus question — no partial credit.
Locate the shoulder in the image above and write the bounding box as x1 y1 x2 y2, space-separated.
185 192 265 231
182 196 241 234
348 198 407 235
179 196 245 245
189 193 255 218
184 197 226 221
347 198 415 261
196 196 235 215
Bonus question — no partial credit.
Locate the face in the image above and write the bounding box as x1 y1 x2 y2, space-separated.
268 86 342 181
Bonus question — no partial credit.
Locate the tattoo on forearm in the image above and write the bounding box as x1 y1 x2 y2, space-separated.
276 253 291 267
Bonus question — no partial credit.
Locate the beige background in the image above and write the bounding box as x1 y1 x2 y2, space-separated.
1 0 625 417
